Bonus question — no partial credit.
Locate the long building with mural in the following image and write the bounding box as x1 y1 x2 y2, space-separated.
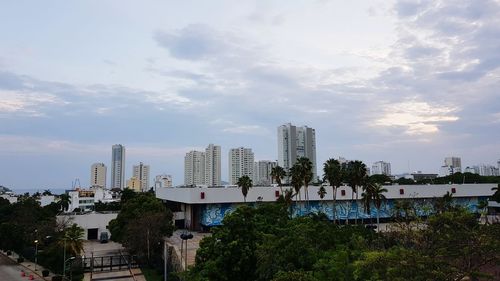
156 183 495 230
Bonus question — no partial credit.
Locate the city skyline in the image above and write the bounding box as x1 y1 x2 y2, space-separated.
1 1 500 189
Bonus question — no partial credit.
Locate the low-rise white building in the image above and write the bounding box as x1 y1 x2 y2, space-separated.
57 212 118 240
67 188 118 212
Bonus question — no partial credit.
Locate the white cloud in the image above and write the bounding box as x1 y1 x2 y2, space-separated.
374 100 459 134
0 90 67 117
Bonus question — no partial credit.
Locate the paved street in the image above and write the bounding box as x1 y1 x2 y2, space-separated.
0 254 42 281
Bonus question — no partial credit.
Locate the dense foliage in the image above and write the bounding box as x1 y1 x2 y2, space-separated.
109 192 174 264
185 203 500 281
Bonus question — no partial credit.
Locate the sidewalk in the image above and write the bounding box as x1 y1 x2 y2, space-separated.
0 250 57 281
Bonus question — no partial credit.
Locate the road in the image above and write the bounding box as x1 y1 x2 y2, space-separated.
0 254 40 281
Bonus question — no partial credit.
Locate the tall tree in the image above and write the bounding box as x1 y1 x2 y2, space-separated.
371 184 387 230
62 224 84 256
271 166 287 192
323 159 344 224
237 175 253 203
290 164 303 204
361 185 373 225
297 157 313 210
346 161 368 224
59 193 71 212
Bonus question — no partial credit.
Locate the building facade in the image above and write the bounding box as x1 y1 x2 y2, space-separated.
133 162 150 191
155 174 173 188
90 163 107 188
278 123 317 181
444 156 462 173
205 144 221 186
111 144 125 189
229 147 254 185
185 151 206 186
371 161 391 176
253 160 277 186
126 177 142 192
156 184 495 230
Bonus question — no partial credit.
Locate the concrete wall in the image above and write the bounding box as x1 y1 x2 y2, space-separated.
57 212 118 240
156 183 496 204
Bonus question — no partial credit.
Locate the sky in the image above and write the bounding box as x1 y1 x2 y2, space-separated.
1 0 500 190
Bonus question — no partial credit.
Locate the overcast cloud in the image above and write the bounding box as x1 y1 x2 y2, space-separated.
0 0 499 190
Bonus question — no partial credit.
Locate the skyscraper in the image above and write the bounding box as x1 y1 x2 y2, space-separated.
444 156 462 174
229 147 254 185
205 144 221 186
111 144 125 189
184 151 206 186
277 123 317 180
371 161 391 176
253 160 277 186
154 174 173 188
90 163 107 188
133 162 150 192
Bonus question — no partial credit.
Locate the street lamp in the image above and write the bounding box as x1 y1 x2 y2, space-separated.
34 240 39 271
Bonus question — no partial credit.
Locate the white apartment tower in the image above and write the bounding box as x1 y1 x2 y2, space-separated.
205 144 221 186
371 161 391 176
277 123 317 180
229 147 255 185
184 151 206 186
90 163 107 188
253 160 277 186
444 156 462 173
111 144 125 189
133 162 150 192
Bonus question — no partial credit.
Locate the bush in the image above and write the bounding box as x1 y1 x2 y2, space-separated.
6 250 12 256
17 257 24 263
42 269 50 277
51 276 63 281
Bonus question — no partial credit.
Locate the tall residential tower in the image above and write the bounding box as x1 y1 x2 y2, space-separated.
133 162 150 192
229 147 254 185
90 163 107 188
205 144 221 186
184 151 206 186
111 144 125 189
277 123 317 181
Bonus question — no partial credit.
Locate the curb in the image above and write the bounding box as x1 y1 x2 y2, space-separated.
0 251 52 281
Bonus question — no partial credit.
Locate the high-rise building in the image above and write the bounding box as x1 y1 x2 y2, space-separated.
229 147 254 185
155 174 173 189
111 144 125 189
371 161 391 176
205 144 221 186
184 151 206 186
277 123 317 181
478 164 500 176
126 177 141 192
90 163 107 188
444 157 462 174
133 162 150 192
253 160 277 186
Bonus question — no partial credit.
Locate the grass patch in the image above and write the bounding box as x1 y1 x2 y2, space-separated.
141 267 163 281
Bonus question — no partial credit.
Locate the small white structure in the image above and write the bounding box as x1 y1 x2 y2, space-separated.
57 212 118 240
67 188 118 212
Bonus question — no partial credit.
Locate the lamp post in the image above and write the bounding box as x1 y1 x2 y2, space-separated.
34 239 39 271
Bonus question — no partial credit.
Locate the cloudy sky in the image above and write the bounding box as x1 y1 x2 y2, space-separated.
1 0 499 190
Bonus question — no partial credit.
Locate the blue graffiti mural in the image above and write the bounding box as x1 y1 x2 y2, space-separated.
200 197 488 227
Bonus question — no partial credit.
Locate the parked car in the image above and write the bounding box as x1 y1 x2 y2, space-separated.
99 232 109 243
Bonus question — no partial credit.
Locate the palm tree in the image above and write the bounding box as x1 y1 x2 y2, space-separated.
361 185 373 225
289 165 302 206
323 159 344 224
62 224 85 256
492 184 500 203
371 184 387 230
434 191 453 214
318 186 326 199
59 193 72 212
296 157 313 211
346 161 368 224
477 200 489 224
237 176 252 203
42 189 52 196
271 166 287 192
